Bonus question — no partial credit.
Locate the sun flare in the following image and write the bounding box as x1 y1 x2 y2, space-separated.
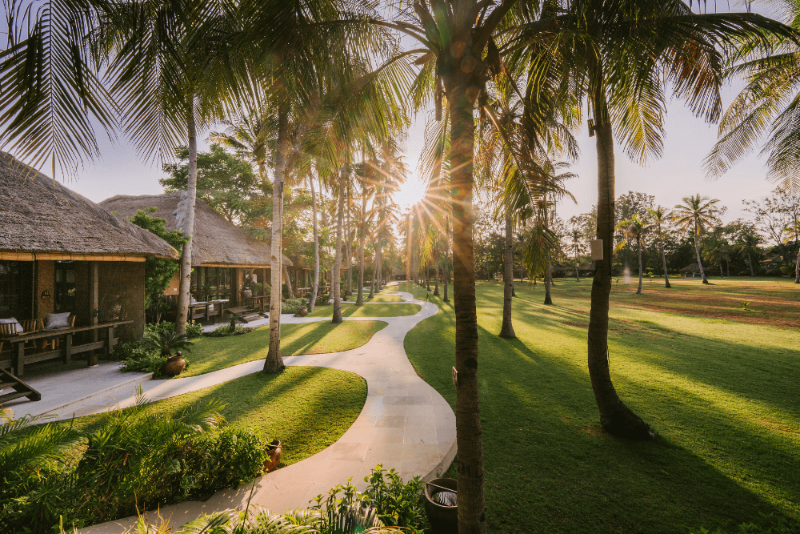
394 173 427 212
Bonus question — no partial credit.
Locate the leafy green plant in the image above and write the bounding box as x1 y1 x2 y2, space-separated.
204 324 250 337
363 465 426 533
741 301 751 312
281 298 309 315
143 329 194 356
146 321 202 339
121 351 168 376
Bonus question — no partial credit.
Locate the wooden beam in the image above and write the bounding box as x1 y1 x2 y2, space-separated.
89 262 99 367
0 252 147 262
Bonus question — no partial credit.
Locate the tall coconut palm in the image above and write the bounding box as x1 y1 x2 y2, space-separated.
569 228 583 281
515 0 789 440
0 0 241 336
647 206 672 288
705 0 800 192
375 5 521 527
703 237 730 279
673 195 722 285
737 227 762 277
615 214 651 295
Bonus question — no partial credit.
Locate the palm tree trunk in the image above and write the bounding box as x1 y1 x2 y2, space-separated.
308 175 320 312
332 169 346 324
355 189 367 306
283 265 294 298
406 212 412 284
369 249 377 298
346 183 353 296
587 88 651 440
660 232 671 288
720 263 724 278
636 236 643 295
544 261 553 305
748 252 755 277
500 216 515 338
448 74 487 534
176 106 198 336
694 221 708 284
264 104 288 374
434 245 440 296
575 252 580 282
795 247 800 283
376 235 383 291
443 216 450 303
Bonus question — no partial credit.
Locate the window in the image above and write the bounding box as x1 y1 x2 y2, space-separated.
55 261 76 313
191 267 233 300
0 261 33 319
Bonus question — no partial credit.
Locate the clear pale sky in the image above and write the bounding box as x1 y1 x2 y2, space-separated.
2 2 783 224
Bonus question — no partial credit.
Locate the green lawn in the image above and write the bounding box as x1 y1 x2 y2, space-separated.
401 279 800 534
182 321 387 377
60 367 366 470
307 302 420 318
366 294 403 302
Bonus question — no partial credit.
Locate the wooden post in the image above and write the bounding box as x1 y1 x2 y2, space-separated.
89 261 99 367
15 341 24 376
64 334 72 364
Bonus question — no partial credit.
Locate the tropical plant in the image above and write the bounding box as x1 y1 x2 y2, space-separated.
128 208 188 322
615 214 651 295
704 0 800 193
673 195 723 284
647 206 673 288
143 329 194 357
737 227 763 277
513 0 791 440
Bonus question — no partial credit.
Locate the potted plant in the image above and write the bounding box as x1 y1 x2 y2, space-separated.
143 329 194 377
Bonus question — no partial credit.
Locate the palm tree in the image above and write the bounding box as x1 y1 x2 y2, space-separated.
647 206 672 288
0 0 241 336
515 0 788 440
705 1 800 192
703 237 730 279
569 229 583 282
673 195 722 285
615 215 651 295
737 227 762 277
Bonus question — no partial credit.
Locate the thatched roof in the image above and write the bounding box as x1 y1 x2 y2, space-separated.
680 263 702 273
100 192 291 268
0 152 178 261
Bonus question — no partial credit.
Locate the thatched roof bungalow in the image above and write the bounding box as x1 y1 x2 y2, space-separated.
100 192 292 309
0 152 179 377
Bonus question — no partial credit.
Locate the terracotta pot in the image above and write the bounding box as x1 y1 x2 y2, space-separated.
264 439 282 472
163 351 186 377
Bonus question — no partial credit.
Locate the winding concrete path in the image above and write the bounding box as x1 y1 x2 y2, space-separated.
80 287 455 533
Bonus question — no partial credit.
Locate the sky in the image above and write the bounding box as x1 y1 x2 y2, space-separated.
1 2 785 225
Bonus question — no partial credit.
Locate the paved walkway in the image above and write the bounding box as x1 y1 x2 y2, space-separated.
76 287 455 533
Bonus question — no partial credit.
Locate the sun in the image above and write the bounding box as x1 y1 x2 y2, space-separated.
394 173 427 212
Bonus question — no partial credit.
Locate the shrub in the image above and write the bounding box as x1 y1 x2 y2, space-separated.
121 351 167 376
183 426 268 498
204 324 251 337
146 320 203 339
281 298 308 315
364 466 426 533
691 514 800 534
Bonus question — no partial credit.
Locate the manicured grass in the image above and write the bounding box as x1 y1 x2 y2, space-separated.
62 367 367 470
401 279 800 534
181 321 387 377
366 294 403 302
307 302 420 318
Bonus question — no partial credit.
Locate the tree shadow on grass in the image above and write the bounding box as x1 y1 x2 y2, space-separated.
405 302 798 533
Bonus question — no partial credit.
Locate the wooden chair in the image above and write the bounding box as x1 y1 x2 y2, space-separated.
40 315 76 351
20 320 39 351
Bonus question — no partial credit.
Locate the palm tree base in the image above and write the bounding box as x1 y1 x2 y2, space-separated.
702 279 709 284
499 328 516 339
262 356 285 374
600 402 656 441
544 296 553 305
331 315 343 324
664 282 671 288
